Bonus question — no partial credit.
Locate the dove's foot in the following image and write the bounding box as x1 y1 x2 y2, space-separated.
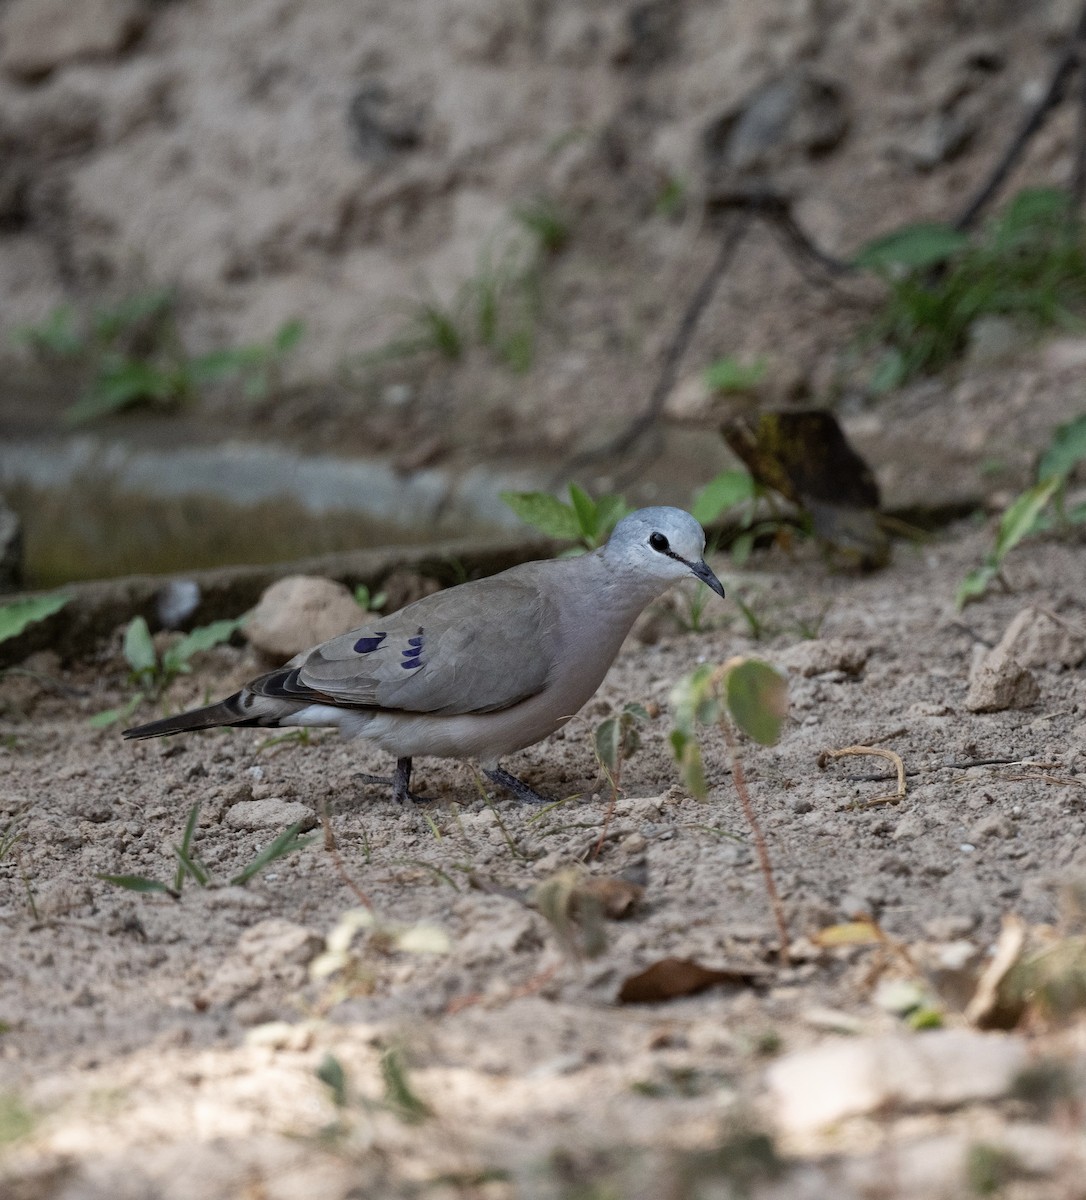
484 766 552 806
356 758 435 804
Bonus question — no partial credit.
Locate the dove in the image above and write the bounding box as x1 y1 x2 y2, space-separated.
124 507 725 803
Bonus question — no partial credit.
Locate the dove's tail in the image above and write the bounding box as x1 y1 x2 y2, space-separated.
123 693 258 740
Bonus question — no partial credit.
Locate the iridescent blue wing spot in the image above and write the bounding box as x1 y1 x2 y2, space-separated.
354 632 386 654
400 627 425 670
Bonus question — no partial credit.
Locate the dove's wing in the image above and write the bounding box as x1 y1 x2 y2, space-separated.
247 572 559 716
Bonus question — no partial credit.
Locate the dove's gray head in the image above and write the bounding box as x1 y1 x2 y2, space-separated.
604 507 725 597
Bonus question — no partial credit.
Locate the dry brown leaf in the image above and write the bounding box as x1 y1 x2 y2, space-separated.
617 956 765 1004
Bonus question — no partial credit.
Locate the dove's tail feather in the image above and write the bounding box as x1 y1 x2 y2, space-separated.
123 693 262 740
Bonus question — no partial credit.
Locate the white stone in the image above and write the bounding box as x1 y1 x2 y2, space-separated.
223 798 317 833
766 1031 1028 1133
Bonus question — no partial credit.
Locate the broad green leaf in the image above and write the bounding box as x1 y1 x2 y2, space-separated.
499 491 581 540
123 617 158 677
854 223 968 271
230 821 316 885
669 665 718 735
0 593 69 644
1038 415 1086 482
704 356 767 393
691 470 757 526
594 705 646 774
724 659 788 746
592 494 631 540
164 618 243 673
567 483 597 540
97 874 178 898
992 476 1061 562
955 564 997 610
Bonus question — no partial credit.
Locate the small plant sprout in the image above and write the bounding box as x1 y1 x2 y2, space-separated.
957 412 1086 607
91 614 244 727
704 356 767 394
17 291 305 424
353 584 388 614
99 801 315 899
670 658 791 961
592 702 650 857
857 187 1086 391
500 482 631 551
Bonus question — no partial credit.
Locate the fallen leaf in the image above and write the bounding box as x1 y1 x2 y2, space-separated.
618 956 765 1003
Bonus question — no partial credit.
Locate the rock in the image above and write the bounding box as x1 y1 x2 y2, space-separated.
0 0 145 80
994 605 1086 669
766 1031 1029 1133
892 814 925 841
702 69 849 181
156 580 201 630
965 644 1040 713
236 918 325 971
969 813 1016 841
246 576 366 661
778 638 869 678
223 798 317 833
0 498 22 592
965 314 1031 366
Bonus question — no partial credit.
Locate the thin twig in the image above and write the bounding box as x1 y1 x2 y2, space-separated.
707 187 855 278
955 3 1086 228
818 745 907 805
560 214 749 476
719 718 790 965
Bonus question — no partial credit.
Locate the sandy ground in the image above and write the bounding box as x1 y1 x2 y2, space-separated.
4 519 1086 1198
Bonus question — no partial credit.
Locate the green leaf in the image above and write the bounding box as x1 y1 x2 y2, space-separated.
725 659 788 746
594 706 645 775
316 1053 348 1108
592 494 630 540
380 1046 432 1124
669 729 707 800
230 821 316 886
0 594 69 644
691 470 757 526
499 491 581 540
123 617 158 678
993 476 1062 562
97 874 179 898
955 564 997 610
88 692 144 729
704 356 767 393
1039 415 1086 482
854 223 969 271
163 618 243 675
567 483 597 541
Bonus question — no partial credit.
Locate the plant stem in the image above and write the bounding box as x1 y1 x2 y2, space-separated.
719 718 790 964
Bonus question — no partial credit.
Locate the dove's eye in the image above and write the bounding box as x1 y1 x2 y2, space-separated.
649 532 670 553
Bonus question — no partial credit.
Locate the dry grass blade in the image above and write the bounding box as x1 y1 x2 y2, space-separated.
819 745 907 805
